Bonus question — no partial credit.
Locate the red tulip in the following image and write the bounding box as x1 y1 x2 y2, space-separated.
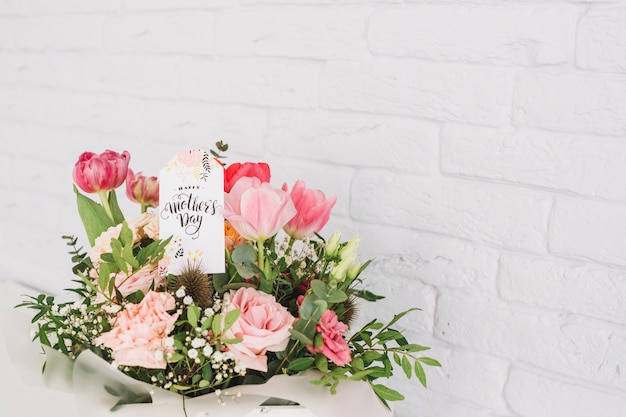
126 169 159 212
282 180 337 240
224 162 271 193
72 150 131 194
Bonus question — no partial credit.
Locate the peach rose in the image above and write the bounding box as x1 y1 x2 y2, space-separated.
95 291 178 369
222 287 295 372
88 213 159 268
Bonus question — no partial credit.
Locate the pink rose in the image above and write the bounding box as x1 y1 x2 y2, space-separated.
223 177 296 242
115 264 165 298
222 287 295 372
94 291 178 369
282 180 337 240
307 310 351 366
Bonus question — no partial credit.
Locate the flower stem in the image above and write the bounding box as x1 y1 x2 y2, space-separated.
257 239 265 275
97 190 115 221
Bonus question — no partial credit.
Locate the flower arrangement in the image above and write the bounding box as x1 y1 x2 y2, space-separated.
18 143 439 415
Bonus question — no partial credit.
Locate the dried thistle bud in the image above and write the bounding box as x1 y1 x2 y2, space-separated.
169 263 214 309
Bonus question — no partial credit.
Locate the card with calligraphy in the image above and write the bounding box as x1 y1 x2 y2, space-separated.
159 150 225 275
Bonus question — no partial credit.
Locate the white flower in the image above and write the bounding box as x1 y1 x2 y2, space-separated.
154 350 164 362
202 345 213 357
175 287 186 298
188 348 198 359
191 338 206 348
183 296 193 305
164 337 175 347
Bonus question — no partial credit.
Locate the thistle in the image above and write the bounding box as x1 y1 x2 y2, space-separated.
169 263 215 309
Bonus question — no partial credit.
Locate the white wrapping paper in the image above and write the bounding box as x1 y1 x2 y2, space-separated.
2 297 393 417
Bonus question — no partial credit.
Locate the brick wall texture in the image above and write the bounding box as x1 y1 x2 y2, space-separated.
1 1 625 416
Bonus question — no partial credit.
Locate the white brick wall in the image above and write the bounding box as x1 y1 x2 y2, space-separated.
1 1 626 416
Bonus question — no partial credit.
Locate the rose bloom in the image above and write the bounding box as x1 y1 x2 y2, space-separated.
88 213 158 268
222 287 295 372
177 149 203 167
307 309 351 366
94 291 178 369
282 180 337 240
223 177 296 242
224 162 271 193
73 150 130 194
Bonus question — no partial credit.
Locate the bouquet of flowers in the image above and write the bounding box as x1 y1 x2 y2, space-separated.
18 143 439 416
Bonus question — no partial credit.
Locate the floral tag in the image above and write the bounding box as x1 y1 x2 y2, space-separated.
159 150 225 274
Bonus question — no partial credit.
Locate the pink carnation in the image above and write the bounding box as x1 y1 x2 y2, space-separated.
94 291 178 369
222 287 295 372
307 310 351 366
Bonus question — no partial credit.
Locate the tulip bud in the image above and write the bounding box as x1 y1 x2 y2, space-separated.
325 232 342 259
329 257 353 283
126 169 159 212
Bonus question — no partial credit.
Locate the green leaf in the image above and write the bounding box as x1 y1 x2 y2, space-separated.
414 360 427 388
289 328 313 346
74 185 114 246
372 384 405 402
401 356 412 379
223 309 241 334
212 313 222 336
315 354 328 372
310 280 328 299
299 296 327 321
107 189 125 225
232 244 256 264
287 357 315 372
187 305 200 328
419 357 442 367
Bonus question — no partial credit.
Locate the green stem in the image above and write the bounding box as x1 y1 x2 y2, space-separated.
140 203 147 214
257 239 265 275
97 190 115 221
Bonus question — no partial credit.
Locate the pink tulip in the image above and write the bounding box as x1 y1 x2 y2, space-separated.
126 169 159 211
73 150 131 194
223 176 296 241
282 180 337 240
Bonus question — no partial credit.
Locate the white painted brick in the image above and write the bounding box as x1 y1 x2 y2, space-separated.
178 58 319 108
0 86 144 136
514 70 626 136
15 15 103 50
18 53 178 98
549 197 626 267
389 385 504 417
0 18 16 49
505 369 626 417
0 52 178 99
577 5 626 72
123 0 238 9
498 254 626 324
441 125 626 201
436 292 626 390
369 5 579 66
352 172 552 252
320 59 515 126
268 109 439 174
104 12 214 55
243 0 399 3
264 156 354 217
143 100 268 154
216 7 367 59
0 0 121 14
424 348 510 412
341 224 500 293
